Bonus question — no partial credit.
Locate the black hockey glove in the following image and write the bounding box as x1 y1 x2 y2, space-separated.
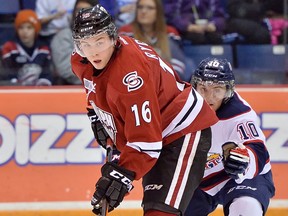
222 142 250 179
87 108 109 149
91 162 135 214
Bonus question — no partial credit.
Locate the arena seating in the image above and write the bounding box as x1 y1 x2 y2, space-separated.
0 0 20 22
183 44 234 66
0 23 16 48
0 0 287 84
0 0 20 14
234 44 288 84
20 0 36 10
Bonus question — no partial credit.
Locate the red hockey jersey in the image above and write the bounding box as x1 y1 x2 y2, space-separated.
71 36 218 179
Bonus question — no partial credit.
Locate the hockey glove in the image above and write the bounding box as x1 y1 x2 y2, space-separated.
87 108 109 149
222 142 250 179
91 162 135 214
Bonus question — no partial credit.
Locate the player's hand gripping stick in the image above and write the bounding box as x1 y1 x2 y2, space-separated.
91 139 135 216
222 142 250 180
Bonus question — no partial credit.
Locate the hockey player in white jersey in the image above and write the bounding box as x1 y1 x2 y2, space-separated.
185 58 275 216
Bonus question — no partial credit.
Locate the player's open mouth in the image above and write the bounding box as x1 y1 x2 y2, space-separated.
94 60 101 64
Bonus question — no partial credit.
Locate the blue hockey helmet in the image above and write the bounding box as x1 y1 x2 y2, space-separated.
191 57 235 102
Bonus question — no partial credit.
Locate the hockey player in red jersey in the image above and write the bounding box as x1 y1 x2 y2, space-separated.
71 4 218 216
185 58 275 216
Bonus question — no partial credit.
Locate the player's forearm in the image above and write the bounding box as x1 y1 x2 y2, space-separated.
39 12 61 24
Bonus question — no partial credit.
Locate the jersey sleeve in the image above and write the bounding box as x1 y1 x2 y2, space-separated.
226 111 271 182
1 41 15 65
107 63 163 180
1 42 19 80
70 52 95 107
35 0 49 19
243 142 271 179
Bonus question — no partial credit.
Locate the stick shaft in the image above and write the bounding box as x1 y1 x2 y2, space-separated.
101 140 113 216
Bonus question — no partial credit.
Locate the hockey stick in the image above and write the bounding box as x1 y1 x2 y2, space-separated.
101 139 113 216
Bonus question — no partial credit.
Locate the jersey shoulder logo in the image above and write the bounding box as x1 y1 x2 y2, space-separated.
83 78 96 98
123 71 143 92
205 152 222 170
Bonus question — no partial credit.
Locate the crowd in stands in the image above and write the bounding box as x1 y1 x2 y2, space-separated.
50 0 99 85
0 0 287 86
1 9 52 86
118 0 196 81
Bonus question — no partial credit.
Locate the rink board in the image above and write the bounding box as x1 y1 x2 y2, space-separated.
0 86 287 214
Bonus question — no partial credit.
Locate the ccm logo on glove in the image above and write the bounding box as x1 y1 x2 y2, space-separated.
110 170 133 186
91 162 136 215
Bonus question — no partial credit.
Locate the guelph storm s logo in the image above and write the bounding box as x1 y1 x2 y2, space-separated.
123 71 143 92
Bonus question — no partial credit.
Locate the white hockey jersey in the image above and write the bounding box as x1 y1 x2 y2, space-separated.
200 92 272 196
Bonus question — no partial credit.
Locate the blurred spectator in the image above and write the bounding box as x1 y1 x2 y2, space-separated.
99 0 117 18
267 18 288 45
224 0 271 44
265 0 288 44
1 9 52 86
35 0 77 46
119 0 195 81
0 55 5 81
115 0 137 27
51 0 98 85
99 0 137 28
163 0 226 44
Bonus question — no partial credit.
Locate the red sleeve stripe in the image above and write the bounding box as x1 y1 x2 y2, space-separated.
162 89 204 137
2 50 19 59
246 146 259 177
127 141 162 159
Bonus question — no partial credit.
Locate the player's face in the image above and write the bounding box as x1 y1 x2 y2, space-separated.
78 32 115 70
137 0 157 26
196 82 227 111
17 22 36 47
